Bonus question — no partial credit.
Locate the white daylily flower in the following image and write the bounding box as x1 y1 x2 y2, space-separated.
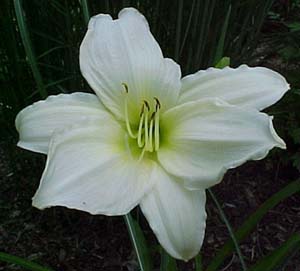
15 8 289 261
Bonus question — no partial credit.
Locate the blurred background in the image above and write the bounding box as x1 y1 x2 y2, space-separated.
0 0 299 270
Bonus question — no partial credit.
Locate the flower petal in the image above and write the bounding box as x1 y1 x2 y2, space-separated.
179 65 289 111
140 166 206 261
15 93 111 154
32 120 156 215
158 98 286 190
80 8 181 121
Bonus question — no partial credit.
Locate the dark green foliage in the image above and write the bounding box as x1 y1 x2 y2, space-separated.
125 213 153 271
0 0 277 140
0 252 54 271
160 248 178 271
261 1 300 174
207 188 247 271
206 180 300 271
1 1 299 270
248 233 300 271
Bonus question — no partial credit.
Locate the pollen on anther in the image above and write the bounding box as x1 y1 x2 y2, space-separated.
143 100 150 111
121 82 129 93
154 97 161 109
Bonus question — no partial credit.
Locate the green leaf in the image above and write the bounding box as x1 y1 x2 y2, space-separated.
290 128 300 143
285 22 300 32
208 189 247 271
80 0 90 26
0 252 54 271
279 46 300 61
174 0 183 62
194 0 216 69
291 153 300 172
195 254 203 271
248 233 300 271
213 5 231 66
179 0 196 58
206 180 300 271
124 213 152 271
160 248 178 271
45 75 78 89
13 0 47 99
37 45 67 60
214 57 230 69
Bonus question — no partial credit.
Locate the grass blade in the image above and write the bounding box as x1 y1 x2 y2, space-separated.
37 45 67 59
13 0 47 99
206 180 300 271
186 0 201 73
208 189 247 271
194 0 210 68
174 0 183 62
31 29 65 45
248 233 300 271
0 252 54 271
213 4 231 65
80 0 90 26
45 75 78 89
194 0 216 70
124 213 152 271
179 0 196 59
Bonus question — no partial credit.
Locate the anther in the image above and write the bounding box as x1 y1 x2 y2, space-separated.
154 97 161 109
143 100 150 111
122 82 129 93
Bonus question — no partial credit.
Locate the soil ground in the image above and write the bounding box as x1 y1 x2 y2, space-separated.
0 123 299 271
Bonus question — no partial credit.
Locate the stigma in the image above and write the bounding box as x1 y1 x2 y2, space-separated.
122 83 160 154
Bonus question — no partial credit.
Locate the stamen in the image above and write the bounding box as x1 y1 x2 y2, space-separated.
122 82 129 93
121 88 161 158
124 133 133 158
154 99 160 151
144 101 149 150
122 83 137 139
154 97 161 109
138 146 146 162
140 103 144 117
144 100 150 111
148 117 154 152
137 112 145 147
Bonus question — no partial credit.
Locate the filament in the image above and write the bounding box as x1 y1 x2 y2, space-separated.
154 99 160 151
144 102 149 150
148 118 154 152
137 112 145 147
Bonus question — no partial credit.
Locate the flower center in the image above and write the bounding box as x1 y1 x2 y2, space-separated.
122 83 161 158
